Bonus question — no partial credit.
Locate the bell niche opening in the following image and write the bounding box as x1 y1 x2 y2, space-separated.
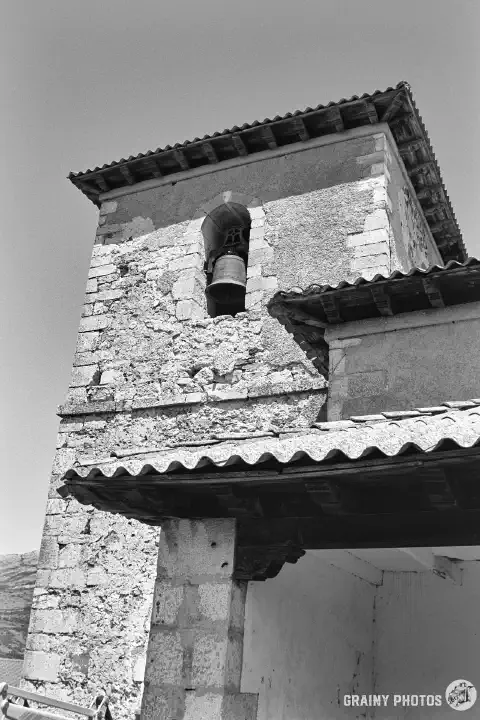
202 203 251 317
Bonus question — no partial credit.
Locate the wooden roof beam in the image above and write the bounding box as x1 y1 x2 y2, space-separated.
416 183 444 201
292 117 310 141
143 158 163 178
422 204 445 218
407 160 435 175
370 285 393 316
119 166 135 185
397 138 424 154
422 277 445 308
173 149 189 171
319 295 343 323
231 133 248 156
326 107 344 132
262 126 278 150
380 90 406 122
365 102 379 124
95 175 110 192
202 142 219 164
429 220 454 234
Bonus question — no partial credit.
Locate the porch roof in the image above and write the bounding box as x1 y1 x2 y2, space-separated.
267 257 480 376
59 401 480 579
62 400 480 482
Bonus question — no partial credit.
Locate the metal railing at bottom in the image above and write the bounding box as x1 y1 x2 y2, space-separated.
0 684 112 720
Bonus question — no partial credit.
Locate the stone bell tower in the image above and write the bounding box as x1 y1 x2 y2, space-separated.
24 82 464 719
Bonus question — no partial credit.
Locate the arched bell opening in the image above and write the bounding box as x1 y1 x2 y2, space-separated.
202 203 251 317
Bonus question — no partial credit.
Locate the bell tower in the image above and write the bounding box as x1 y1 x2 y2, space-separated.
24 83 465 719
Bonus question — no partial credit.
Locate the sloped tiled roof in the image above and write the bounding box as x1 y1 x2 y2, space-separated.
69 82 465 263
0 657 23 685
268 258 480 376
61 401 480 481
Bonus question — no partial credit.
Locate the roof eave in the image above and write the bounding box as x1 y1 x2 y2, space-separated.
68 82 465 263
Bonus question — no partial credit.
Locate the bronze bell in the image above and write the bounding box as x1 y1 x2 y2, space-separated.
206 253 247 304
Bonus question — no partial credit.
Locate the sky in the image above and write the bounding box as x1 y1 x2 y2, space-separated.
1 0 479 555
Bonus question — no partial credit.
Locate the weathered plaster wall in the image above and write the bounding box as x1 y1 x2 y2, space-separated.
326 303 480 419
242 552 376 720
374 565 480 719
385 135 441 271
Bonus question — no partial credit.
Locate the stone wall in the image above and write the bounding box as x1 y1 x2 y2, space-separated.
26 126 433 715
385 134 442 271
23 497 157 718
325 302 480 420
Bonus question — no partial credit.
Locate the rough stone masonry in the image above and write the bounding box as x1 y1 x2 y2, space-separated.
23 125 441 719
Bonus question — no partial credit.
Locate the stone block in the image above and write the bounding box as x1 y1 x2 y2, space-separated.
248 246 274 265
31 590 59 611
172 271 205 300
206 389 248 402
52 448 76 474
94 289 124 302
370 162 385 176
79 315 110 332
97 271 118 282
100 200 117 215
356 150 384 166
142 687 186 720
247 276 278 293
248 206 265 220
246 264 261 279
168 254 203 272
346 228 389 247
364 208 389 231
244 291 264 310
183 392 203 405
24 651 61 682
45 499 67 515
74 351 99 367
85 278 97 293
86 568 108 586
58 544 82 568
49 568 85 589
88 263 117 278
184 693 223 720
38 537 59 569
152 581 183 626
90 254 114 268
76 331 99 352
144 629 183 684
191 635 228 688
70 365 99 387
157 519 236 581
351 253 389 271
26 633 52 652
353 241 389 258
30 609 79 634
100 369 122 385
133 654 146 683
198 582 231 622
176 300 204 321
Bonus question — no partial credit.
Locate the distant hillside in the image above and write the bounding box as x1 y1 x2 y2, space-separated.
0 551 38 659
